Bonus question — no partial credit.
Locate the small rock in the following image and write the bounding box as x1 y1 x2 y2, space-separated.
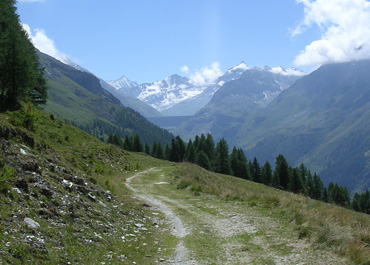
20 148 28 155
24 217 40 229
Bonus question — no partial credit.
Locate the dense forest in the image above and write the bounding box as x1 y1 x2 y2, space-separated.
107 131 370 215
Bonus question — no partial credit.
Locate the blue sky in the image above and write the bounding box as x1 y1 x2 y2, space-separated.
17 0 370 84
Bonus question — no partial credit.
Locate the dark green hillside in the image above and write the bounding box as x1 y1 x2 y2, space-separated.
37 51 173 146
238 60 370 191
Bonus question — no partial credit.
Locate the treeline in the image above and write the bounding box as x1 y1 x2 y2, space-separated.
107 132 370 215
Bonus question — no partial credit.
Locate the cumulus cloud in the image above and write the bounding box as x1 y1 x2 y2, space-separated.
293 0 370 66
186 62 223 87
180 65 189 75
22 24 70 63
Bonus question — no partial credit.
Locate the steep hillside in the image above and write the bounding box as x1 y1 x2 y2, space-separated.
0 109 172 264
237 60 370 191
174 67 302 141
37 51 173 146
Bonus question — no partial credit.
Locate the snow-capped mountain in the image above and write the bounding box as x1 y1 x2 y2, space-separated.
162 62 251 116
108 74 207 112
108 62 305 116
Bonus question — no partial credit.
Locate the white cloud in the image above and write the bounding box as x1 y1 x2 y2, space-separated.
188 62 223 87
180 65 189 75
22 24 70 64
293 0 370 66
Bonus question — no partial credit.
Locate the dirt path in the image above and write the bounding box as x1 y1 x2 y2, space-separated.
126 168 197 264
126 167 350 265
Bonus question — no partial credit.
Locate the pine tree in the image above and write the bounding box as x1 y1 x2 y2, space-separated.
176 136 186 162
288 168 304 194
169 139 180 162
151 141 158 157
196 151 211 170
261 161 272 185
0 0 47 110
205 134 216 170
251 157 261 183
273 154 289 189
155 143 164 159
133 134 143 152
215 138 230 175
185 139 196 163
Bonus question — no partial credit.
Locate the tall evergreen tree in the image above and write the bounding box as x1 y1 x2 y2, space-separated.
0 0 47 110
175 135 186 162
215 138 230 175
196 151 211 170
185 139 196 163
155 143 164 159
261 161 272 185
288 168 304 194
169 139 180 162
151 141 158 157
273 154 289 189
251 157 261 183
133 134 143 152
205 134 216 169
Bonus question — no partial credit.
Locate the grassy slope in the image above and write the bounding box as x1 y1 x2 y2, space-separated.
0 109 173 264
169 163 370 264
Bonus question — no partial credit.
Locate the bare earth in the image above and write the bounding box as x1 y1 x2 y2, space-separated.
126 167 350 265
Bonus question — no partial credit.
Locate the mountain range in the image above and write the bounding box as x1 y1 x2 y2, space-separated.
173 60 370 192
108 62 305 116
38 49 370 193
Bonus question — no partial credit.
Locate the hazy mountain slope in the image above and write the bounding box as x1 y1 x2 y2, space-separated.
173 67 302 141
37 51 173 146
100 80 162 118
237 60 370 191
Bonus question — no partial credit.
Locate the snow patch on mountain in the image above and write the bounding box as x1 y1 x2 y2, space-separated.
269 66 306 76
108 76 138 91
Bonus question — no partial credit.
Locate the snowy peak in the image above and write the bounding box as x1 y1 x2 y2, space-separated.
108 76 138 90
137 75 205 111
226 61 249 74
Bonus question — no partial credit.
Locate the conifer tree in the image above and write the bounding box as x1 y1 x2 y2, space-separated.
133 134 143 152
261 161 272 185
215 138 230 175
288 167 304 193
0 0 47 110
197 151 211 170
169 139 180 162
273 154 289 189
251 157 261 183
151 141 158 157
185 139 196 163
155 143 164 159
